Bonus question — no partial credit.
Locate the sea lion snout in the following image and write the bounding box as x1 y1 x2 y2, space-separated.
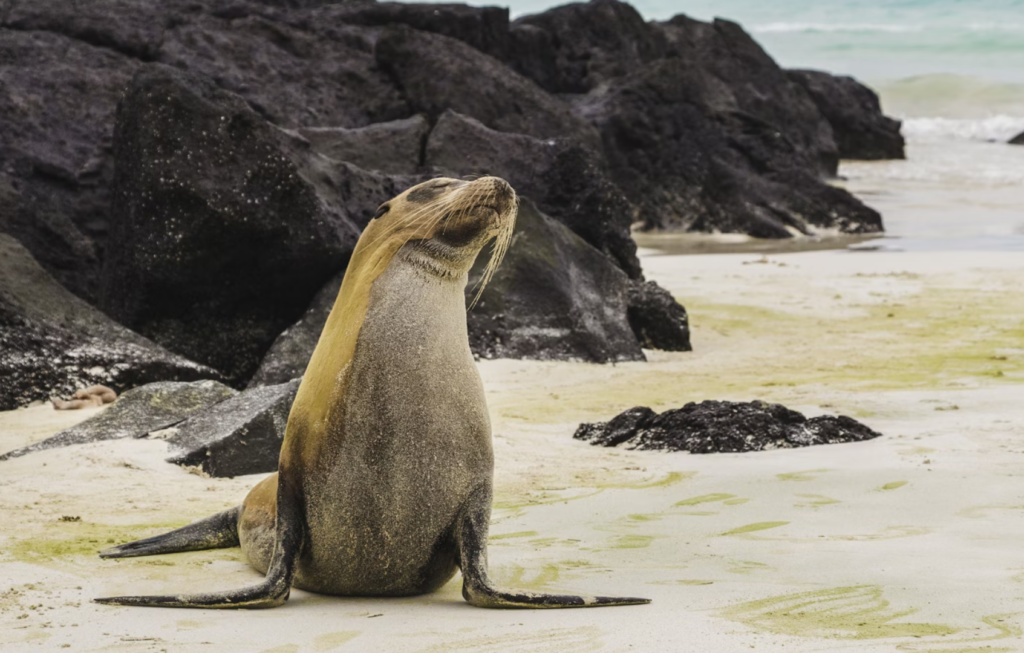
389 175 517 256
477 176 516 217
445 176 516 242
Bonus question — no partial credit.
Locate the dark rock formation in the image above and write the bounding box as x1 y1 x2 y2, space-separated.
161 14 408 128
540 145 640 278
0 380 236 460
426 110 558 195
467 200 643 363
425 110 640 278
1010 131 1024 146
273 127 426 231
248 270 342 387
787 70 905 160
511 0 668 94
0 0 405 303
559 12 882 236
626 281 691 351
0 29 138 300
325 1 511 60
574 400 882 453
374 24 600 148
3 0 168 60
165 379 300 477
101 64 360 385
1 0 904 381
579 54 881 236
0 235 221 411
294 115 429 174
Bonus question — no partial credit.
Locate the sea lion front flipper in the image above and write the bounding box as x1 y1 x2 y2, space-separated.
456 486 651 609
95 478 305 609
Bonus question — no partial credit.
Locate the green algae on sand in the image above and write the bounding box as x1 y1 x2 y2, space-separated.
720 585 958 640
719 521 790 537
610 534 656 549
490 284 1024 427
7 518 242 570
794 494 841 507
878 481 909 491
9 520 193 563
722 587 1022 652
675 492 739 507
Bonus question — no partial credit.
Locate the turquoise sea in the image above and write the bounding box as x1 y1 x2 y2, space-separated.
409 0 1024 250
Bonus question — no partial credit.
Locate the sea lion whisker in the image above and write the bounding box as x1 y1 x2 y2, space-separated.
467 201 515 311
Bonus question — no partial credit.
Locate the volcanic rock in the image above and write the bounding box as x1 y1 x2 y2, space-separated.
502 2 885 237
574 400 883 453
626 280 691 352
247 270 343 387
787 69 905 160
426 110 559 195
510 0 669 94
323 1 511 59
0 0 904 376
3 0 168 60
294 115 429 175
571 15 881 236
0 380 236 460
374 24 600 148
0 29 138 300
101 64 360 384
157 8 408 129
467 200 643 363
164 379 300 477
579 56 882 236
273 127 426 230
0 234 221 411
426 110 640 278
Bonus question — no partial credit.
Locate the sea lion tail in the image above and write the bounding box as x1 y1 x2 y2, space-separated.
99 506 241 559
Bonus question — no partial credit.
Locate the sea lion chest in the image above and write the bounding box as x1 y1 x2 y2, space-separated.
297 247 493 595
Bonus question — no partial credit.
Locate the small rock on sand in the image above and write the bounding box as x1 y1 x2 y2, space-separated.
574 400 882 453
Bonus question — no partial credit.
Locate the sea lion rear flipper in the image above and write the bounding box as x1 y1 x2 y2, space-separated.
456 486 651 609
99 506 242 559
95 480 304 609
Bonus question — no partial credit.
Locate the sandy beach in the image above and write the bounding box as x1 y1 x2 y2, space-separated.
2 245 1021 653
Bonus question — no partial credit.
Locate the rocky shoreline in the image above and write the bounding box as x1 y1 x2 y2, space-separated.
0 0 904 412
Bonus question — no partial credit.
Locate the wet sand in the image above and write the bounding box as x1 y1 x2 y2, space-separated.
1 248 1022 652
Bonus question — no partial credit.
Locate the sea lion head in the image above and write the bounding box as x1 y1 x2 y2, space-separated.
362 176 518 303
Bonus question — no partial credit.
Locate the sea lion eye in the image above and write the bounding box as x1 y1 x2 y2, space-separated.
373 204 390 220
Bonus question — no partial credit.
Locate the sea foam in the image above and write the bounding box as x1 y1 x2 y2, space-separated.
902 116 1024 143
752 22 923 34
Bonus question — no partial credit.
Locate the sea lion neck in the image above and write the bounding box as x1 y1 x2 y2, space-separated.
403 237 482 282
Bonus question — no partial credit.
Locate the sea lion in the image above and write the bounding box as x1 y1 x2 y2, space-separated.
52 385 117 410
95 176 649 610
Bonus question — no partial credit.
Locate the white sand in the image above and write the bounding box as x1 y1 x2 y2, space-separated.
1 248 1022 652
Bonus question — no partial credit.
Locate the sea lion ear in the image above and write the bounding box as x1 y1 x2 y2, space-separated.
373 203 390 220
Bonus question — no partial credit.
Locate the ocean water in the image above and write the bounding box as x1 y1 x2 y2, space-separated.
409 0 1024 250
